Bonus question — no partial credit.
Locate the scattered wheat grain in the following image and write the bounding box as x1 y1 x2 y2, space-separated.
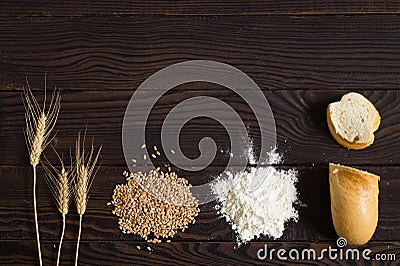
111 169 199 243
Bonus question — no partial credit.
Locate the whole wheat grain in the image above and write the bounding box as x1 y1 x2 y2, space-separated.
112 168 199 242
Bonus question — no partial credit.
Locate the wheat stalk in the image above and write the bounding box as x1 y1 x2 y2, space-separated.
74 132 101 266
42 149 71 266
23 78 60 266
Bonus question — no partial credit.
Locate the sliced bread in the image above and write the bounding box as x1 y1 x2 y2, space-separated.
327 92 380 150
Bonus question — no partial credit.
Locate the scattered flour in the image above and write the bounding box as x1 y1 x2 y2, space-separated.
211 149 299 245
246 138 257 165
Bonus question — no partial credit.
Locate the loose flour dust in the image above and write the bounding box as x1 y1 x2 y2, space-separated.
211 148 299 245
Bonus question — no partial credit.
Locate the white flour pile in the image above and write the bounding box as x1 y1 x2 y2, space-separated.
211 148 299 245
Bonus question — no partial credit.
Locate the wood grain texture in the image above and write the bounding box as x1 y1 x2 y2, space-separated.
1 1 400 16
0 165 398 242
1 240 399 265
1 89 399 166
1 2 400 264
0 15 399 91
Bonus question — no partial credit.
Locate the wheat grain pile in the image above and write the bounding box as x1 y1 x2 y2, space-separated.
112 169 200 242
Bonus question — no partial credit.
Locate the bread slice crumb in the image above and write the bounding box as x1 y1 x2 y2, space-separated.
327 92 380 149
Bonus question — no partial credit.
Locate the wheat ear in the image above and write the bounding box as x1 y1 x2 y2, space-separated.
42 149 71 266
23 79 60 266
74 132 101 266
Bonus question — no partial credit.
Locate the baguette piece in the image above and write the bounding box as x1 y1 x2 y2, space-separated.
329 163 380 245
327 92 380 150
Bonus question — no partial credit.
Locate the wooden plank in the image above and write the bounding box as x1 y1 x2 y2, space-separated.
0 165 398 242
0 15 399 91
0 240 398 265
1 1 400 16
1 89 399 166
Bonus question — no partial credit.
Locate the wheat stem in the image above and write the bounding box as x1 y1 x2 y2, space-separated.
23 80 60 266
73 132 101 266
75 214 83 266
33 165 43 266
57 213 66 266
42 150 71 266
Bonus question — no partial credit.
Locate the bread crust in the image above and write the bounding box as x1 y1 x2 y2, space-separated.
329 163 379 245
326 93 380 150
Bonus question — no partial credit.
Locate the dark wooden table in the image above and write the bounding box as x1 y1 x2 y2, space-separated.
1 1 399 265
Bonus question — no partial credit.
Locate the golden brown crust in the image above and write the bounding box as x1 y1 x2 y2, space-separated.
329 163 379 245
372 109 381 132
326 106 374 150
362 94 381 132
